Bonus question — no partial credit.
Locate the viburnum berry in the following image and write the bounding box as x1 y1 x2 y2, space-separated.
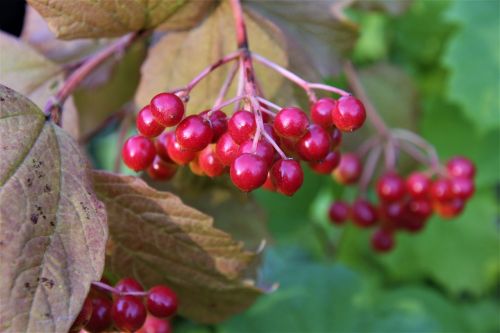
215 132 240 166
122 135 156 171
189 155 205 176
166 132 196 165
407 198 433 220
137 105 165 138
332 153 362 185
198 144 225 177
380 201 406 228
146 285 178 318
238 139 275 167
273 107 309 139
228 110 256 144
311 97 336 128
84 296 113 333
309 150 341 174
331 95 366 132
154 132 174 163
175 115 213 151
115 277 144 294
430 178 453 203
150 92 185 127
201 110 228 142
376 173 406 202
330 128 342 148
296 124 331 161
112 295 147 332
446 156 475 179
230 153 268 192
434 198 465 219
270 159 304 196
263 123 280 142
371 228 394 252
406 172 431 198
147 156 177 180
450 177 475 200
401 215 427 233
328 201 350 224
137 315 172 333
262 172 276 191
70 297 93 332
352 199 378 227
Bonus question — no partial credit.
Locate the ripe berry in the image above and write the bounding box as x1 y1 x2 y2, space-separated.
199 144 225 177
230 153 268 192
352 199 378 227
376 173 406 202
311 98 336 128
238 139 275 167
155 132 174 163
215 133 240 166
407 198 433 220
332 153 362 185
147 285 178 318
401 215 427 233
330 128 342 148
263 123 279 142
406 172 431 198
112 296 147 332
175 115 213 151
380 201 406 228
296 125 331 161
450 177 475 200
166 133 196 165
137 315 172 333
201 110 228 142
331 95 366 132
262 172 276 192
371 229 394 252
122 135 156 171
137 105 165 138
270 159 304 196
228 110 256 144
434 198 465 219
309 151 341 174
328 201 350 224
147 156 177 181
430 178 453 203
70 297 93 332
446 156 475 179
115 278 144 293
84 296 112 333
150 93 185 127
273 107 309 139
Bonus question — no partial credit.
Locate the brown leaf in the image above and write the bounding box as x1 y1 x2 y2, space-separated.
27 0 210 39
0 85 108 332
93 171 263 324
135 1 288 114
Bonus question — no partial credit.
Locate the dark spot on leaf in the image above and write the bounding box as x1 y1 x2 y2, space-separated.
24 282 30 288
44 184 51 193
50 221 55 227
30 214 39 224
27 177 33 187
44 312 50 318
0 97 4 101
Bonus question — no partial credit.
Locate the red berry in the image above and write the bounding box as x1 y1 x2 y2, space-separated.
70 297 93 332
137 315 172 333
115 277 144 293
309 151 341 174
230 153 268 192
238 139 275 167
328 201 350 224
446 156 475 179
189 155 205 176
175 115 213 151
273 107 309 139
136 105 165 138
376 173 406 202
371 229 394 252
352 199 378 227
450 177 475 200
215 133 240 166
331 95 366 132
296 125 331 161
199 144 225 177
270 159 304 196
84 297 112 333
112 295 147 332
401 215 427 233
430 178 453 203
155 132 174 163
122 135 156 171
166 132 196 165
263 123 279 142
147 156 177 181
262 172 276 192
201 110 228 142
228 110 256 144
434 198 465 219
380 201 406 228
406 172 431 198
147 285 178 318
407 198 433 220
332 153 362 185
150 93 185 127
330 128 342 148
311 97 336 128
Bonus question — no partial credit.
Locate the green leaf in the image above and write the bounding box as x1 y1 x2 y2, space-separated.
27 0 213 39
135 1 287 114
92 171 263 324
354 0 413 16
0 85 108 332
443 0 500 131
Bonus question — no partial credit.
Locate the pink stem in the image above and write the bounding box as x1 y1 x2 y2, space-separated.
356 136 381 157
213 61 240 107
391 128 441 168
91 281 149 297
307 83 350 97
208 95 247 115
257 96 281 111
384 139 397 171
358 146 382 196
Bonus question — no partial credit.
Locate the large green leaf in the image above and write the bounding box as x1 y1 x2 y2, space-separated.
0 85 107 332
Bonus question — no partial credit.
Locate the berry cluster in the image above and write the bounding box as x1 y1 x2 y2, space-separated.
329 155 476 253
70 278 177 333
122 93 366 196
